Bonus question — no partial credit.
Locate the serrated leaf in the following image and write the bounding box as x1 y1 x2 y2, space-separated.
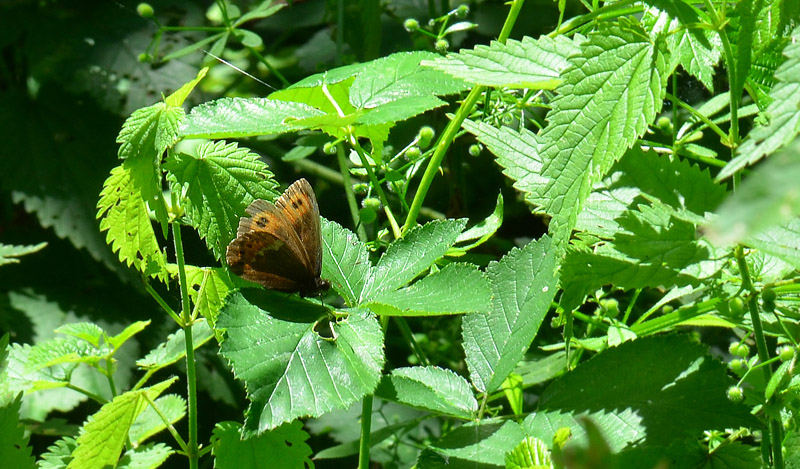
218 292 385 435
462 236 559 393
211 420 313 468
26 335 107 370
708 137 800 245
424 35 579 89
745 218 800 269
365 263 489 316
429 419 526 466
68 378 177 469
164 67 208 107
321 219 371 306
535 20 670 247
0 394 35 469
38 436 77 469
136 319 214 370
362 219 467 300
107 320 149 351
375 366 477 419
505 436 552 469
0 242 46 266
129 394 186 445
165 140 280 260
179 97 325 139
97 163 168 280
116 443 174 469
718 25 800 179
526 335 758 451
456 193 504 250
53 322 104 347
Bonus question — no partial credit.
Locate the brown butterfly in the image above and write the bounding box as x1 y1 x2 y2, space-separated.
226 178 330 296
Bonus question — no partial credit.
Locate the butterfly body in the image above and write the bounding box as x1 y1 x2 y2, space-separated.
226 179 330 296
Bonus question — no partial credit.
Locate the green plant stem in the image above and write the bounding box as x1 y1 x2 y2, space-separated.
394 317 430 366
65 383 107 405
349 136 402 238
105 359 118 397
358 395 373 469
246 46 289 87
403 0 524 235
665 92 728 141
144 394 189 454
336 144 368 242
622 289 641 324
144 280 183 325
172 222 199 469
631 297 721 336
734 246 783 469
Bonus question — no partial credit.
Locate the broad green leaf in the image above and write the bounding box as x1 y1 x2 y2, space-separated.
428 419 526 466
117 102 182 162
745 218 800 270
26 335 106 370
165 140 280 260
0 242 46 266
211 421 313 468
718 25 800 180
535 19 670 247
179 97 324 139
708 137 800 245
136 319 214 370
0 394 35 469
505 436 552 469
423 35 579 89
218 292 384 435
234 1 285 25
129 394 186 446
53 322 104 347
375 366 478 419
116 443 174 469
320 219 370 307
365 263 490 316
362 219 467 300
97 163 168 280
462 236 559 393
164 67 208 107
68 378 176 469
527 335 758 451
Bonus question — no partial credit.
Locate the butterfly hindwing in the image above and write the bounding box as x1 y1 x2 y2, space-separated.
226 230 315 291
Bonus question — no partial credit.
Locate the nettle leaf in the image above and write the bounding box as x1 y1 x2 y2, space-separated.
526 335 758 452
179 97 324 139
375 366 478 419
321 219 371 307
535 19 670 247
745 218 800 270
117 102 182 162
68 378 177 469
165 140 280 260
365 263 489 316
708 137 800 245
129 394 186 446
0 242 47 266
428 419 526 466
211 421 313 468
137 319 214 371
0 394 35 469
54 323 104 347
423 35 580 89
718 25 800 180
116 443 174 469
97 162 168 280
462 236 559 394
362 219 468 300
38 437 76 469
218 292 385 435
644 1 721 91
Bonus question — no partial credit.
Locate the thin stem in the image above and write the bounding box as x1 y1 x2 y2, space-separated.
358 395 374 469
621 289 641 324
665 92 728 141
144 280 183 325
349 137 402 238
172 222 199 469
336 144 368 242
394 317 430 366
144 394 189 453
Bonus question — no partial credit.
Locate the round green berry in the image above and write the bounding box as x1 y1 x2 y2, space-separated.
729 359 744 372
661 305 674 315
468 143 482 157
599 298 620 318
404 18 419 32
359 207 377 224
728 297 745 317
726 386 744 402
418 126 435 148
456 4 470 18
435 38 450 53
137 53 152 63
323 142 337 155
762 288 777 303
352 183 368 195
362 197 381 211
778 345 795 362
137 3 154 18
406 146 421 160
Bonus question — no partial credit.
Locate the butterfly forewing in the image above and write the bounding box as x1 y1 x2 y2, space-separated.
274 178 323 277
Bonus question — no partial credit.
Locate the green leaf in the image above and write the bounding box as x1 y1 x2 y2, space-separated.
423 35 579 89
54 322 104 347
429 419 526 466
321 219 371 307
107 320 150 351
218 292 385 434
462 236 559 393
708 137 800 245
505 436 552 469
535 19 670 247
129 394 186 445
718 25 800 180
0 394 35 469
527 335 758 451
745 218 800 270
136 319 214 370
0 242 47 266
179 97 325 139
68 378 177 469
455 193 504 251
211 420 313 469
362 219 467 300
97 163 168 280
116 443 174 469
38 437 77 469
165 140 280 260
164 67 208 107
365 263 490 316
234 1 285 26
375 366 478 419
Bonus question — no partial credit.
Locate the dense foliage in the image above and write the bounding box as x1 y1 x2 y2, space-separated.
2 0 800 468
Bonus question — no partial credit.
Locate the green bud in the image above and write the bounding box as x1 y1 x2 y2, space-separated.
406 146 421 160
729 297 745 317
599 298 620 318
323 142 338 155
726 386 744 402
729 359 744 372
456 4 470 18
778 345 795 362
762 288 777 303
418 126 435 148
404 18 419 32
435 38 449 53
137 3 154 18
362 197 381 211
352 183 368 195
468 143 482 157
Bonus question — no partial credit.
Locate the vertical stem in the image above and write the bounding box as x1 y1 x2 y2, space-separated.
358 395 374 469
173 222 199 469
336 144 368 242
